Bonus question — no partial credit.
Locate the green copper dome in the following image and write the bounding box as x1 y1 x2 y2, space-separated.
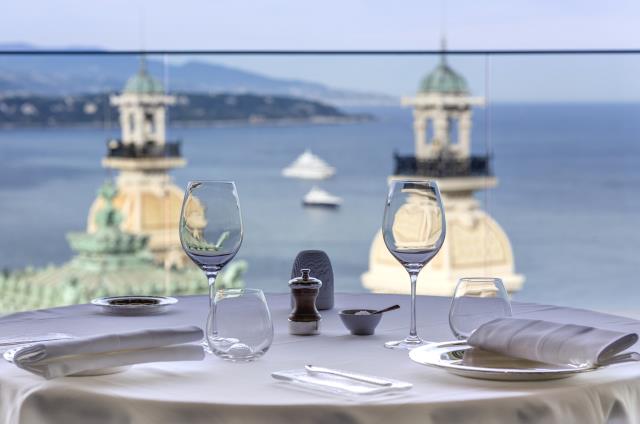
419 56 469 95
123 62 164 94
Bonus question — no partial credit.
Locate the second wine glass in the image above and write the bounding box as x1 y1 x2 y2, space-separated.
179 181 243 352
382 180 446 350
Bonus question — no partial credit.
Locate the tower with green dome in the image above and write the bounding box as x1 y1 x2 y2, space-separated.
400 41 484 163
362 41 524 297
87 57 188 269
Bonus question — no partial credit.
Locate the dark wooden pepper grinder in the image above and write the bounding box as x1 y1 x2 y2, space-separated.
288 269 322 335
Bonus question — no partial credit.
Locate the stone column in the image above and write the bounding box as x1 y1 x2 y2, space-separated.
413 111 427 159
458 109 472 158
119 105 132 143
155 108 166 145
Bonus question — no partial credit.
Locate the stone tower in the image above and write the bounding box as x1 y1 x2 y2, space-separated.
361 49 524 295
87 59 187 268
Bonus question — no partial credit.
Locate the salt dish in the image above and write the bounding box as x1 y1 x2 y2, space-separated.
339 309 382 335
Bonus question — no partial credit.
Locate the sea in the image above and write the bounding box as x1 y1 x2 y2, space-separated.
0 104 639 312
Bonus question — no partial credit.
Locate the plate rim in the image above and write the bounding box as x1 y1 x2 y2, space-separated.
90 295 178 308
409 340 596 376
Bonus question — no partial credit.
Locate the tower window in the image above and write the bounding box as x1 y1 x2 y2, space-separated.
426 119 435 143
144 112 155 135
448 117 459 144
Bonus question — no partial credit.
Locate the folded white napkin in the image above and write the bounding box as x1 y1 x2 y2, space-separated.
14 326 204 379
467 318 639 367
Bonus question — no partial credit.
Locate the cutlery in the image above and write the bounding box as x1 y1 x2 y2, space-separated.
304 365 392 386
371 304 400 315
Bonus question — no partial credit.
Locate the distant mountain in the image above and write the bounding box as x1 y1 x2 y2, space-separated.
0 44 397 106
0 92 372 128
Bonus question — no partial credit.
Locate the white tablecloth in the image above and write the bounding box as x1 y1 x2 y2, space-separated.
1 293 639 424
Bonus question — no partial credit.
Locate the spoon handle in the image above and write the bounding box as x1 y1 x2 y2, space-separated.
373 304 400 314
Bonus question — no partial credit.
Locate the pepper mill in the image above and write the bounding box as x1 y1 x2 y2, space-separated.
291 250 334 310
288 269 322 335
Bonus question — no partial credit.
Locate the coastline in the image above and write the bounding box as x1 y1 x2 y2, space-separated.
0 114 374 130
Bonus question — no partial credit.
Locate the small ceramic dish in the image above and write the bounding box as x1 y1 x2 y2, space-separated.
91 296 178 316
339 309 383 336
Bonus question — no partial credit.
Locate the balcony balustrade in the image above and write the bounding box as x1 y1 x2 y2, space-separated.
393 153 491 178
106 140 182 159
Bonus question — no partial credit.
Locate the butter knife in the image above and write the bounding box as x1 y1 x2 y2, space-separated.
305 365 393 387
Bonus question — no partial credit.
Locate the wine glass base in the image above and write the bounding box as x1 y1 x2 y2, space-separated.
201 338 212 354
384 337 429 350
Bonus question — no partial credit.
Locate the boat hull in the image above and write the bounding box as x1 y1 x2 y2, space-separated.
282 169 335 180
302 201 340 208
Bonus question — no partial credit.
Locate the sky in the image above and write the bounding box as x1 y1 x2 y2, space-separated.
2 0 640 101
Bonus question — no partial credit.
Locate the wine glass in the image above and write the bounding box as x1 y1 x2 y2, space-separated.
449 277 512 340
382 180 446 350
179 181 243 352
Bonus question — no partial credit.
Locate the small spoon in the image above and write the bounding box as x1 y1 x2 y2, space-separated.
371 304 400 315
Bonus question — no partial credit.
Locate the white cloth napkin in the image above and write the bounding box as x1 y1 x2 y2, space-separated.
467 318 639 367
14 325 204 379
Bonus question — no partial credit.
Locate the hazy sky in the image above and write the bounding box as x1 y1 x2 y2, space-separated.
2 0 640 100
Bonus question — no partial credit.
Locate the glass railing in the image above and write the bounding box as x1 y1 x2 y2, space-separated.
0 50 638 314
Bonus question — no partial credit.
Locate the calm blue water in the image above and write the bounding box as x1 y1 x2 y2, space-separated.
0 104 639 310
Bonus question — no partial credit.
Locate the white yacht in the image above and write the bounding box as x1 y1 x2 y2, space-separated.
303 186 342 208
282 150 336 180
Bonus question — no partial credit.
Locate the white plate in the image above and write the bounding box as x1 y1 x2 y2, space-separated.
91 296 178 316
409 341 596 381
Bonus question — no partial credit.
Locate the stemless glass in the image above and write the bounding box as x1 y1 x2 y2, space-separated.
209 288 273 361
382 180 446 350
449 277 512 340
179 181 243 353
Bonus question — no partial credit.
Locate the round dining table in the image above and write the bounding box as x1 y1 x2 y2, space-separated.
1 293 639 424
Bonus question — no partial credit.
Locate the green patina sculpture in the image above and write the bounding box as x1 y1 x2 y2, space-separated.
0 181 246 314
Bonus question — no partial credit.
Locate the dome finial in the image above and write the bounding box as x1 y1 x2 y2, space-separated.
440 36 448 65
139 54 148 75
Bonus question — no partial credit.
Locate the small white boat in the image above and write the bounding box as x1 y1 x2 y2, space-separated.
282 150 336 180
303 186 342 208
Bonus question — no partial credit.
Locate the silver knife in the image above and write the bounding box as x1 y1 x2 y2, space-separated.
305 364 393 387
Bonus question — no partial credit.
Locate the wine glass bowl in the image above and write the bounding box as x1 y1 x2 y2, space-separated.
382 180 446 350
449 277 512 340
180 181 243 277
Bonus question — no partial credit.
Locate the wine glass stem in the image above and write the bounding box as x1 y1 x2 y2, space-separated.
206 271 218 308
409 270 419 339
205 271 218 341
